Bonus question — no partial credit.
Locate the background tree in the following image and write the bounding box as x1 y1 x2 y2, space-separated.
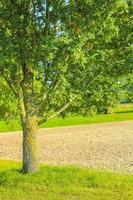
0 0 132 173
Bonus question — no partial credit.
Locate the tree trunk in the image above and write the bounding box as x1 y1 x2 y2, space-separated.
18 95 39 174
17 67 39 174
22 116 39 174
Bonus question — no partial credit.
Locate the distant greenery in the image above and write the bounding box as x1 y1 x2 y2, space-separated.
120 74 133 103
0 160 133 200
0 104 132 133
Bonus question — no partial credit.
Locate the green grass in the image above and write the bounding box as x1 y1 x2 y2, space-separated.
114 103 133 113
40 112 133 128
0 104 133 132
0 160 133 200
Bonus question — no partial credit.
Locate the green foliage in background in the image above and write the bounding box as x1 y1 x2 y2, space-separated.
0 104 132 133
120 74 133 103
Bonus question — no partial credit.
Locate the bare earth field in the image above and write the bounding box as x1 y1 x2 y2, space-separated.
0 121 133 173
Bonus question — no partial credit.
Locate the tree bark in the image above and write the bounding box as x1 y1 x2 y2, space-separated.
21 115 39 174
18 93 39 174
17 66 39 174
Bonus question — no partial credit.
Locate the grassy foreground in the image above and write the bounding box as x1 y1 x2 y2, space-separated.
0 160 133 200
0 104 133 132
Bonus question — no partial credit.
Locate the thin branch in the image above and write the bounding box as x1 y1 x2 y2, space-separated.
50 79 60 92
44 0 50 35
36 46 67 104
38 96 77 125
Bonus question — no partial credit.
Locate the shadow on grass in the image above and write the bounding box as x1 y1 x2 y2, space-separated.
115 110 133 114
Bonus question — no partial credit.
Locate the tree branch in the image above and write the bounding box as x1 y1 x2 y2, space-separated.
38 96 77 125
44 0 50 35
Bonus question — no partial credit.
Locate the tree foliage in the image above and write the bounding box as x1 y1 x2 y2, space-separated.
0 79 18 120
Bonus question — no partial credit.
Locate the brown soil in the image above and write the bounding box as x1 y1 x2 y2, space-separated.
0 121 133 173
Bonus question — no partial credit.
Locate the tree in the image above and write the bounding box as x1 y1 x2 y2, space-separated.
0 0 132 173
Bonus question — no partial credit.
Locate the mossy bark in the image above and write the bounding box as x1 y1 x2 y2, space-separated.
22 116 39 174
18 68 39 174
18 95 39 174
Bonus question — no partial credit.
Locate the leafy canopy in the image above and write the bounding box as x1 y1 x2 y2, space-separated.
0 0 132 122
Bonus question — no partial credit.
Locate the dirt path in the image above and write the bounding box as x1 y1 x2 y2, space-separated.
0 121 133 173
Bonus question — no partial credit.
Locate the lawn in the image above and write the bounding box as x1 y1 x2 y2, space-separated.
0 104 133 132
0 160 133 200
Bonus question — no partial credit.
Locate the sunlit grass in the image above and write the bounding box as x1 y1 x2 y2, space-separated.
0 160 133 200
41 112 133 128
